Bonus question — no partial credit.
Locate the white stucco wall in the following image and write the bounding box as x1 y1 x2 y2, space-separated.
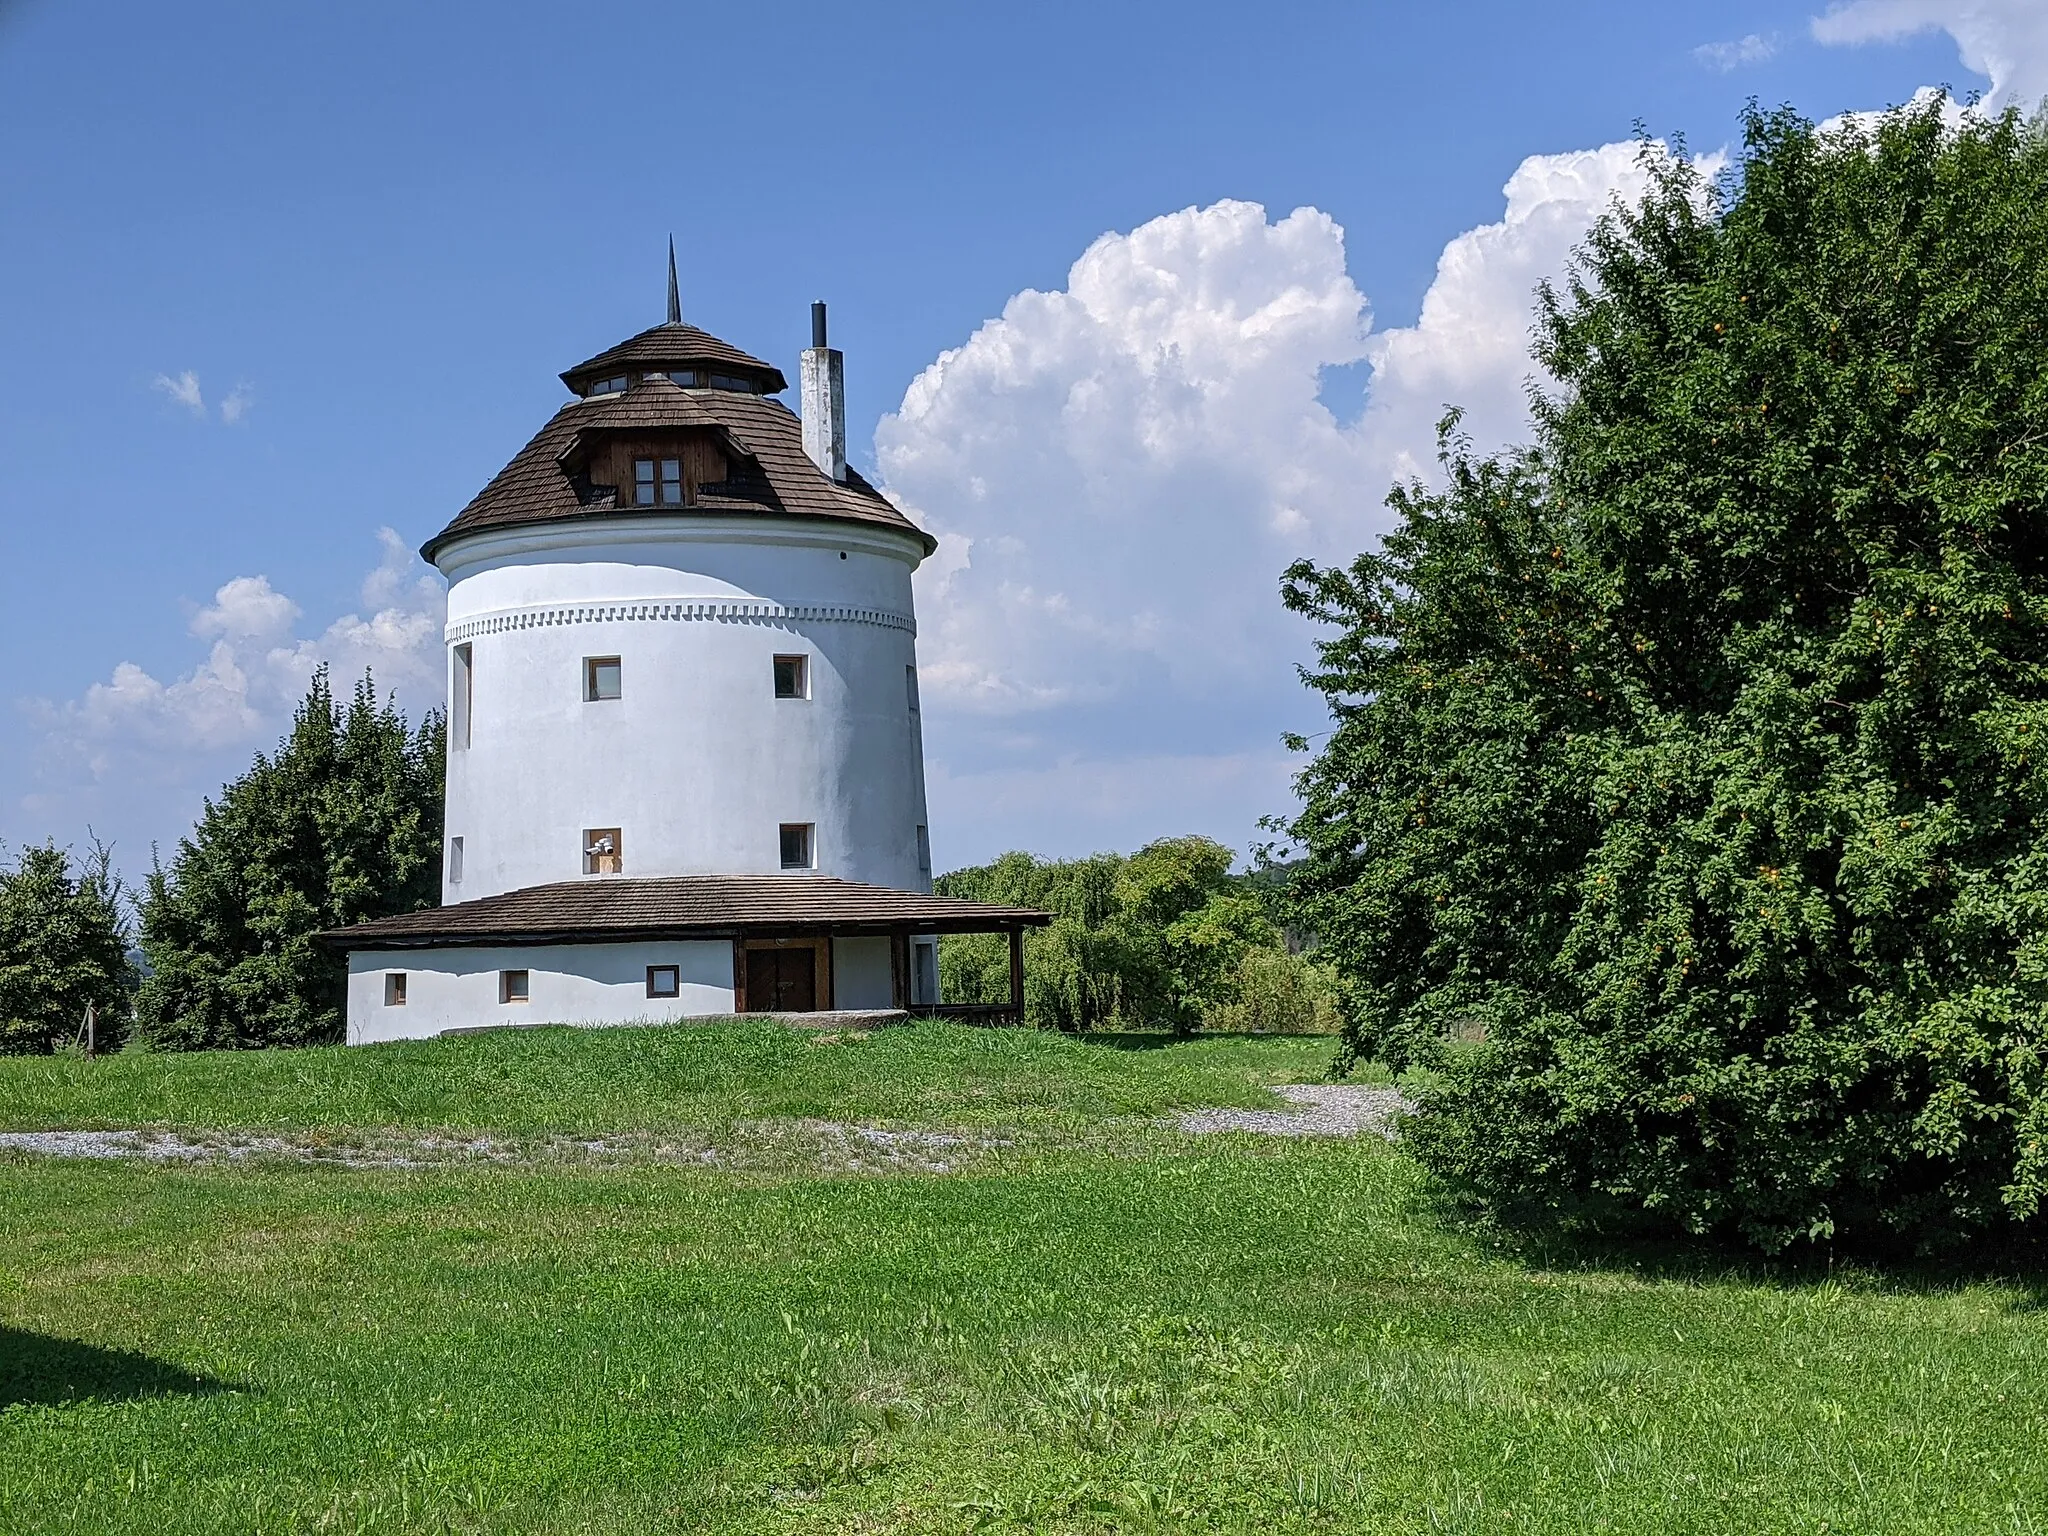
347 941 735 1044
436 516 933 902
830 935 894 1011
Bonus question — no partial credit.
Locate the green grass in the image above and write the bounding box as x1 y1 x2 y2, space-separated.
3 1022 2047 1533
0 1020 1332 1136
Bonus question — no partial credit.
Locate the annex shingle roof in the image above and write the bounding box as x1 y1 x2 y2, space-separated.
560 322 788 394
318 877 1050 950
421 373 933 561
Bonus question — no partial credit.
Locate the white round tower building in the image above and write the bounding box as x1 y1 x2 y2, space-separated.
325 279 1048 1043
430 298 935 902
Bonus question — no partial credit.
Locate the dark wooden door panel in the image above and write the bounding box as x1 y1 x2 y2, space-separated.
745 947 817 1012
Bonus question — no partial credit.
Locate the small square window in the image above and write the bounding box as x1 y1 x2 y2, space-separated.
499 969 529 1004
660 458 682 505
646 965 680 999
773 654 808 699
633 458 656 505
916 824 931 873
584 827 623 875
780 823 814 870
584 656 622 701
384 973 407 1007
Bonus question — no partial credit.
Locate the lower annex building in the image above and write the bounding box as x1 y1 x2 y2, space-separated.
323 271 1045 1042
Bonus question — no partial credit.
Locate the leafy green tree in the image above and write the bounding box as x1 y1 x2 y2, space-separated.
1282 101 2048 1252
938 836 1281 1032
135 670 444 1049
0 841 133 1055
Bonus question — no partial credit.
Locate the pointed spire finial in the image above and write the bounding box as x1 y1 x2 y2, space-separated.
666 237 681 325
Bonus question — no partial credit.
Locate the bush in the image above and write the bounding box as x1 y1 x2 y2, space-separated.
1282 102 2048 1253
0 842 133 1055
1202 947 1342 1035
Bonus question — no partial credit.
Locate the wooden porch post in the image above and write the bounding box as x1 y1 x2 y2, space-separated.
1007 926 1024 1026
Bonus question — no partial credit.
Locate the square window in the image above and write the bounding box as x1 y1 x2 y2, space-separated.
499 969 529 1004
633 458 656 505
773 654 808 699
779 822 814 870
660 458 682 504
916 824 931 873
384 973 407 1007
448 836 464 884
584 655 622 701
646 965 680 999
584 827 623 875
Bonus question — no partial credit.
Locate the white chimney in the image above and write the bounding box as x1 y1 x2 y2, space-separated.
800 300 846 483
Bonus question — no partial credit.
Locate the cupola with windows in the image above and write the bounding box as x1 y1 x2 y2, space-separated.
559 242 789 398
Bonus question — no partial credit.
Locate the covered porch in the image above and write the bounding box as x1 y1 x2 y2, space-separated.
322 875 1051 1041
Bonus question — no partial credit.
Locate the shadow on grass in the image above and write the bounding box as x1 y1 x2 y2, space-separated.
0 1326 231 1409
1081 1030 1343 1052
1413 1181 2048 1309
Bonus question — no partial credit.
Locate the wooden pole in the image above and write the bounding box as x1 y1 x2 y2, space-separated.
84 1003 95 1059
1007 927 1024 1027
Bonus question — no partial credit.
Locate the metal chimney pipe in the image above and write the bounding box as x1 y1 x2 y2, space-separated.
811 300 828 350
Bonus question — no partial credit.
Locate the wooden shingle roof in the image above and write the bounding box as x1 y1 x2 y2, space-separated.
560 321 788 394
319 877 1050 950
422 373 933 561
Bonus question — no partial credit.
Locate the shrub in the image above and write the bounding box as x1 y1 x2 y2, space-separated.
1282 102 2048 1252
1202 948 1342 1035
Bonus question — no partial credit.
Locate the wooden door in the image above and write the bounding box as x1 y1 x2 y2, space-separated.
745 945 818 1012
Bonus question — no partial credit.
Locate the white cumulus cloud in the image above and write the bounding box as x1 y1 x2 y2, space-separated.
882 146 1694 863
219 383 254 425
27 531 446 858
1813 0 2048 110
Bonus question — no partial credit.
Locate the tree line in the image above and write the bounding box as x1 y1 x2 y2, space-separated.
0 671 442 1053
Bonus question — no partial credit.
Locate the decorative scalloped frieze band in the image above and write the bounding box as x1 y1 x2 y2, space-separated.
446 599 916 644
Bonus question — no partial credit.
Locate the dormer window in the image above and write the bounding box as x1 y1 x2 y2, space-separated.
708 373 755 393
633 458 683 506
588 374 628 396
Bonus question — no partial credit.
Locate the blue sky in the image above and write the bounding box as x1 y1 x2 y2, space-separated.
0 0 2023 878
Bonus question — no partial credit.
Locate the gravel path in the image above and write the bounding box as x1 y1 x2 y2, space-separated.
0 1087 1414 1169
1177 1083 1412 1139
0 1123 1005 1173
0 1130 296 1162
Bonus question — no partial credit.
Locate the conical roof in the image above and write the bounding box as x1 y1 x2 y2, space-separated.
560 321 788 395
421 372 931 563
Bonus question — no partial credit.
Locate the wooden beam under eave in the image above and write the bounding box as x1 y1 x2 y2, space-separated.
1008 926 1024 1025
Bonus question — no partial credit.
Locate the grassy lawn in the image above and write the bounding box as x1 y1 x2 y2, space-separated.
3 1022 2046 1534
